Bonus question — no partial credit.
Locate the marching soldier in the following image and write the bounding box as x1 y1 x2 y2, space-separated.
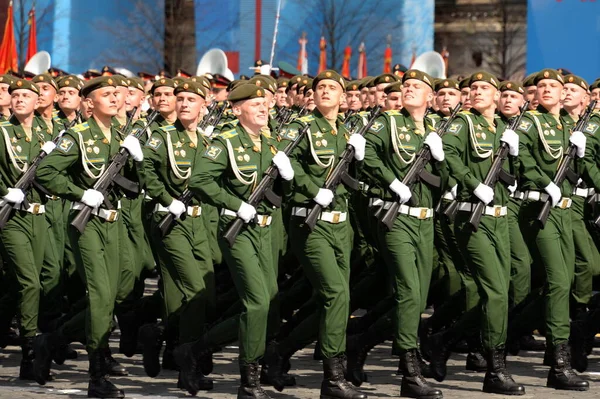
0 74 14 120
35 76 145 398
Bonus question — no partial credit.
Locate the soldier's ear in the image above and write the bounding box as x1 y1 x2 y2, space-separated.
231 103 242 116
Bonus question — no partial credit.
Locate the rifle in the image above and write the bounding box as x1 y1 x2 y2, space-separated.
199 101 227 133
0 112 82 229
155 188 195 237
303 106 382 231
70 110 159 233
467 101 529 231
222 122 311 246
380 103 462 230
537 101 596 228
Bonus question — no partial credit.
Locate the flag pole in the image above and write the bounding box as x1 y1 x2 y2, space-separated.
268 0 282 72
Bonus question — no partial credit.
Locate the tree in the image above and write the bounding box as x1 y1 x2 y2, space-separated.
12 0 54 70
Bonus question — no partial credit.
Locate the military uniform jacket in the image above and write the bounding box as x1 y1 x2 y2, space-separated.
282 109 351 211
35 117 130 203
443 109 511 205
581 111 600 190
363 108 440 207
0 116 47 202
189 123 278 214
142 120 204 207
516 106 576 196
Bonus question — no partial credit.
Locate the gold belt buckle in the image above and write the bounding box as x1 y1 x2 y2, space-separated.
32 204 41 214
331 211 341 224
258 215 268 227
560 198 569 209
190 206 200 217
494 206 502 217
418 208 428 219
106 210 118 222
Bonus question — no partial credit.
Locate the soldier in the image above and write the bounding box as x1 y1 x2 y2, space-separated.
372 73 399 108
113 76 129 127
590 79 600 107
0 79 51 380
382 82 403 111
35 76 145 398
522 73 539 111
176 84 294 398
459 77 472 110
511 69 589 391
125 77 146 120
0 74 14 120
431 72 525 395
360 77 372 110
57 75 83 123
345 80 363 113
275 77 289 111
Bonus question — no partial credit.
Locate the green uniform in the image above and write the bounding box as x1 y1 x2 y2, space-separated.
516 106 576 345
283 110 353 359
36 117 129 352
363 108 439 351
189 123 279 362
142 120 213 344
0 116 48 339
443 109 513 350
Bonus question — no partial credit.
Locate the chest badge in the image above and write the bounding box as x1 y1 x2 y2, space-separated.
180 149 186 158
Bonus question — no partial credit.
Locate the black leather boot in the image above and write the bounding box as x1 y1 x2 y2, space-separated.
173 341 214 396
138 322 163 377
87 350 125 398
482 348 525 395
320 356 366 399
570 319 588 372
398 349 443 399
519 334 545 351
427 331 453 382
346 319 391 387
546 342 589 391
33 332 57 385
103 347 128 376
117 310 139 358
261 342 296 391
238 361 271 398
19 337 36 380
466 352 487 372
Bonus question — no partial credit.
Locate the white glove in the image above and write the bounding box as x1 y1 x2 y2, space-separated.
474 183 494 205
202 125 214 137
167 199 186 219
544 182 561 207
3 188 25 204
121 135 144 162
508 181 518 194
569 130 586 158
314 188 334 207
41 141 56 154
81 189 104 208
389 179 412 204
424 133 444 162
237 201 257 223
272 151 294 181
500 129 519 157
347 134 366 161
450 184 457 199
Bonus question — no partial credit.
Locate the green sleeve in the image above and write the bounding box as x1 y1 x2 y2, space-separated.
0 132 9 197
363 117 396 187
188 140 243 212
142 133 173 207
517 118 552 188
442 118 481 191
35 133 85 201
288 126 321 199
582 131 600 190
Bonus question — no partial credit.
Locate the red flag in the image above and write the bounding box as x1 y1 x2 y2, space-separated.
26 5 37 63
318 36 327 73
383 45 392 74
297 32 308 74
341 46 351 79
441 46 449 75
0 1 18 74
357 42 367 79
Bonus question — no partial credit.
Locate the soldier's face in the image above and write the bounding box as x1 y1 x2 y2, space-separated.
115 86 128 111
234 97 268 129
0 83 10 107
346 91 361 111
212 87 228 102
401 79 432 109
176 92 206 123
275 87 287 108
11 89 38 117
460 87 471 109
563 83 588 109
376 83 390 107
536 79 563 108
360 88 369 108
384 92 402 111
314 80 344 110
35 82 56 109
264 90 276 109
368 87 377 106
126 88 145 112
525 86 538 109
87 87 118 117
58 87 81 112
499 91 524 118
287 84 297 106
152 87 176 114
470 82 498 111
435 88 460 115
304 89 316 111
592 89 600 109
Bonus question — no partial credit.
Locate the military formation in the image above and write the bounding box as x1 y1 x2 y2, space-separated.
0 61 598 399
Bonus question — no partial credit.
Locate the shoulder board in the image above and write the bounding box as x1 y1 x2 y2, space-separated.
0 120 11 127
218 129 238 139
527 110 540 115
298 115 315 123
461 110 473 115
592 110 600 115
385 110 401 116
358 111 370 117
159 124 176 132
71 122 89 132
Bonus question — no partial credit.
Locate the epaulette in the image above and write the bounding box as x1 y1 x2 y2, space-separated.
460 110 473 115
358 111 370 117
385 110 401 116
71 122 89 132
527 110 540 115
0 120 11 127
298 115 315 123
218 129 238 139
160 124 177 132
